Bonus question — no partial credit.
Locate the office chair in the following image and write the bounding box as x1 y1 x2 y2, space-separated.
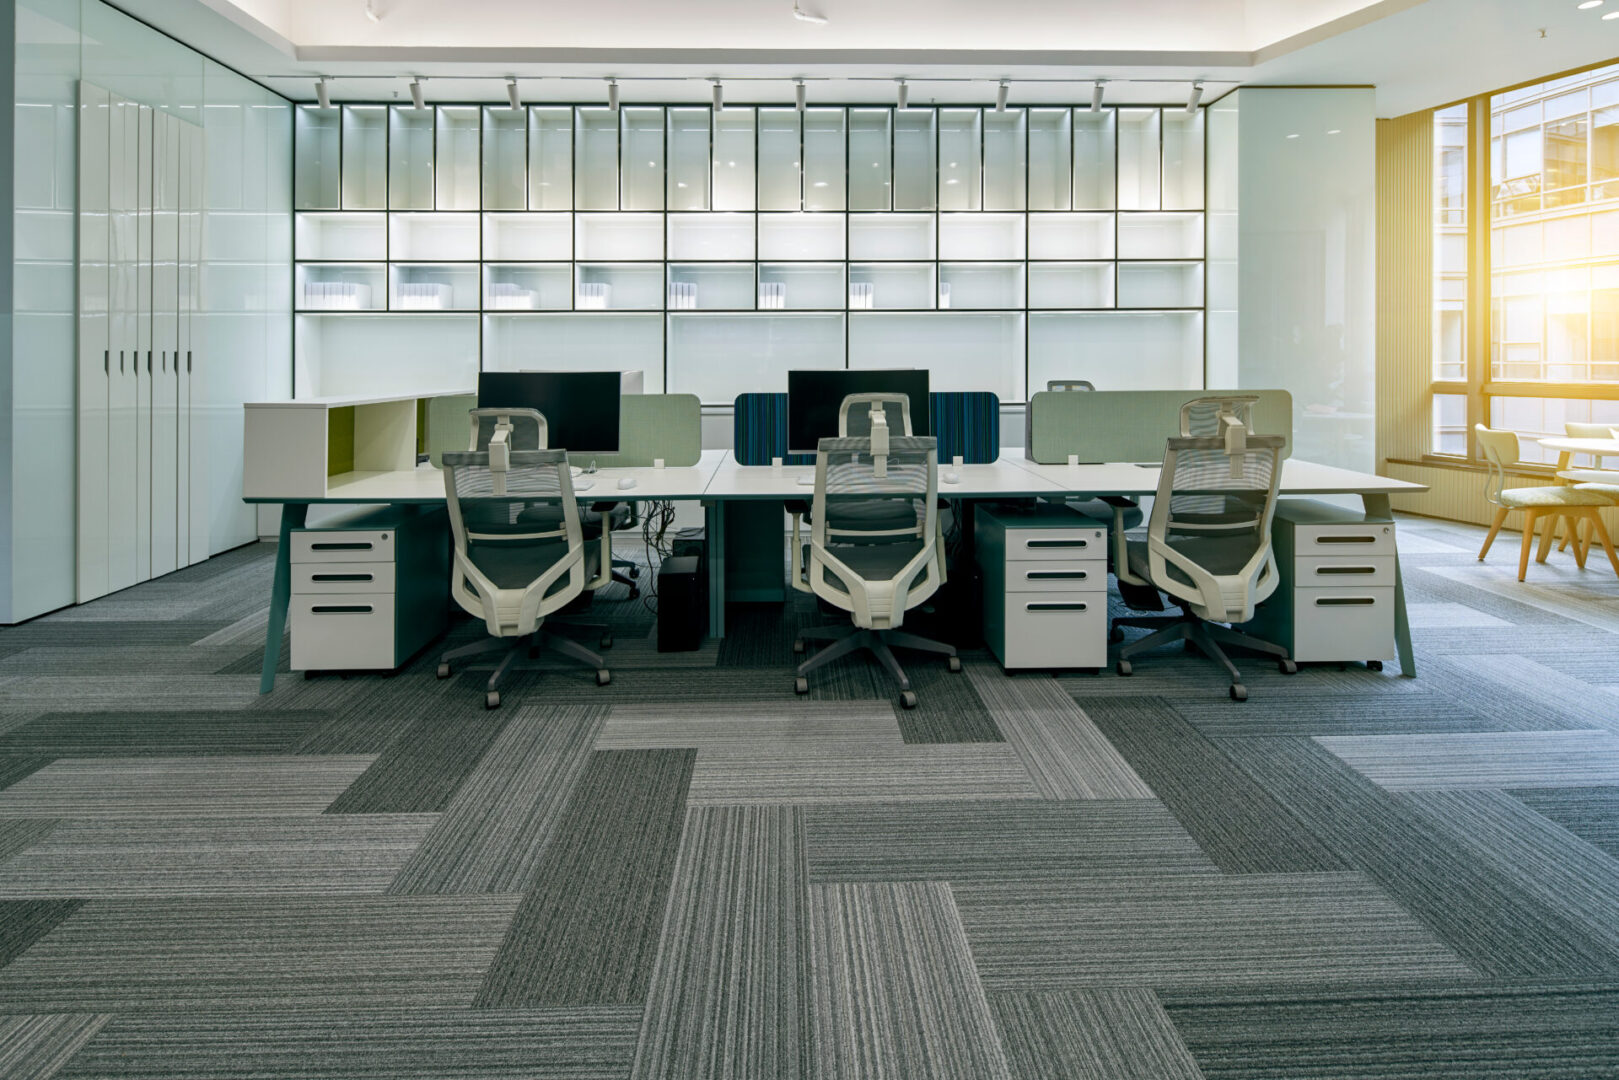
1474 425 1618 580
1047 379 1096 391
791 425 959 709
437 447 612 709
1550 421 1619 555
1111 409 1292 701
1038 379 1145 548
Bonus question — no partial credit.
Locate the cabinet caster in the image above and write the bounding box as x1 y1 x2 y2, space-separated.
303 670 316 680
436 663 451 679
596 669 611 686
1278 659 1298 675
947 655 962 673
628 587 640 600
794 676 809 695
485 691 501 710
792 639 806 654
899 690 918 709
1115 660 1133 676
1109 626 1125 643
600 634 613 650
1229 684 1248 702
1366 660 1384 672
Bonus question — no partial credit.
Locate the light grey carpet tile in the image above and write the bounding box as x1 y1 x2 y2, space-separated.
0 1014 111 1080
0 816 439 898
0 900 85 970
987 989 1205 1080
0 757 377 819
0 820 57 865
54 1007 643 1080
0 676 261 714
952 872 1475 991
188 606 274 649
0 712 326 757
688 743 1041 806
1160 693 1510 738
632 805 812 1080
1159 984 1619 1080
809 882 1012 1080
964 665 1152 799
597 701 903 751
388 706 608 896
475 749 694 1008
0 621 235 650
1316 730 1619 790
41 591 217 623
0 758 53 795
1219 737 1619 978
1082 700 1346 874
1426 654 1619 733
1055 661 1422 701
0 647 255 677
1400 790 1619 956
803 800 1214 883
1512 786 1619 859
1425 564 1619 634
0 895 522 1012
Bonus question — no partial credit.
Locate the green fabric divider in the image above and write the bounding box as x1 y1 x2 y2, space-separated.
327 407 355 476
1026 389 1294 463
569 394 703 468
424 394 478 467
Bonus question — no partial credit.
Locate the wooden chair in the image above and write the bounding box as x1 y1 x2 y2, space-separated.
1475 425 1619 581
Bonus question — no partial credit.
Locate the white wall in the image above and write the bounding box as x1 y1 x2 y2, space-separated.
2 0 290 622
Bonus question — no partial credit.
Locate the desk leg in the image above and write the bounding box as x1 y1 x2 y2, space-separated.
705 500 725 638
1362 493 1415 678
259 502 308 694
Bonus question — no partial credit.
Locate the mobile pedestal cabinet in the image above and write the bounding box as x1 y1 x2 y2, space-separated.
975 503 1108 671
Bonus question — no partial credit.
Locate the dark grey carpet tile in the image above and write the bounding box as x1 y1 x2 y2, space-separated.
475 749 695 1008
1512 787 1619 859
895 662 1003 744
631 805 811 1080
388 706 608 895
1421 655 1619 734
0 1014 111 1080
1316 730 1619 790
689 742 1042 806
54 1007 642 1080
809 882 1013 1080
323 710 513 814
1218 737 1619 979
0 900 84 971
0 820 58 866
716 605 804 667
988 989 1205 1080
0 816 439 898
953 872 1473 991
1057 661 1423 700
0 757 377 819
0 758 52 795
1159 985 1619 1080
0 896 520 1012
0 676 261 714
0 712 325 757
0 647 259 677
1158 693 1523 739
1080 699 1346 873
803 799 1214 883
213 634 290 676
0 622 235 649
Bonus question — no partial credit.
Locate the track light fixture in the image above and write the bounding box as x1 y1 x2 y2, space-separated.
506 78 521 110
1186 81 1203 114
792 1 828 24
315 77 331 109
795 79 806 112
995 81 1009 112
896 79 908 110
409 77 425 109
607 77 619 111
712 79 723 110
1090 79 1105 112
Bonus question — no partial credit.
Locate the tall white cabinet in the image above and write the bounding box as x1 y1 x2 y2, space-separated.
77 82 206 603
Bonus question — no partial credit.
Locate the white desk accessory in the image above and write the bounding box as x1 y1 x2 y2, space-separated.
617 477 636 491
653 458 665 470
943 470 961 485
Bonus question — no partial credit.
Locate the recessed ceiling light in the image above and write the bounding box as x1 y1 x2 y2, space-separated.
1605 9 1619 17
1327 128 1341 134
1286 132 1300 139
1579 1 1602 9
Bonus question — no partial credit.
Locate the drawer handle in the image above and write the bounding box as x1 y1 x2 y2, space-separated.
1315 596 1376 606
1027 539 1089 549
1314 565 1376 576
1026 602 1088 612
310 542 374 551
310 604 374 614
1026 571 1088 580
311 573 374 582
1315 535 1376 545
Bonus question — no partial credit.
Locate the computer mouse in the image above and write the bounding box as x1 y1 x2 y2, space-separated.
574 479 594 492
943 470 961 484
616 477 636 491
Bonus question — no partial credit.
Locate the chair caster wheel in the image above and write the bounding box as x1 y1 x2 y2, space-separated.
628 588 641 600
1279 659 1298 675
600 635 613 650
436 663 451 679
303 670 316 680
1366 660 1384 672
1229 684 1248 702
485 692 501 710
1115 660 1133 676
900 690 918 709
596 669 611 686
1109 626 1125 643
947 656 962 673
793 639 806 654
628 566 641 579
794 676 809 695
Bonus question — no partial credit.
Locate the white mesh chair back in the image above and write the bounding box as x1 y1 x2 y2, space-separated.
838 393 913 439
807 434 940 628
1146 433 1284 622
1180 395 1259 438
468 408 548 453
441 448 588 637
1475 425 1520 507
1047 380 1095 391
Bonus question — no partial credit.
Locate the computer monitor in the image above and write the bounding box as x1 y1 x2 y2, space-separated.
476 371 622 454
787 369 930 454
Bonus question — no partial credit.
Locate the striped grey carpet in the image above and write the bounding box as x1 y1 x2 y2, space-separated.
0 514 1614 1076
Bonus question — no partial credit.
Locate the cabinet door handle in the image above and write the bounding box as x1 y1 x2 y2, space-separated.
119 350 124 373
1315 535 1376 545
1026 538 1089 549
311 573 374 582
104 350 109 374
310 604 374 614
1026 570 1088 580
1315 596 1376 606
310 541 374 551
1026 601 1088 612
187 350 192 372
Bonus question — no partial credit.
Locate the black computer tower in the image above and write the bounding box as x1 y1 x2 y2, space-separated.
657 555 707 651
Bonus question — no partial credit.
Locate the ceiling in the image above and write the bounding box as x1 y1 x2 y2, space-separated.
112 0 1619 116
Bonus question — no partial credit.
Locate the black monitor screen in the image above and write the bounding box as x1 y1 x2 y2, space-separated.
477 371 622 454
787 369 930 454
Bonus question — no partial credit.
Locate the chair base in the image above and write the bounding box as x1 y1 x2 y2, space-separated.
1114 613 1292 700
611 557 641 599
1478 505 1619 581
793 625 960 708
438 620 610 709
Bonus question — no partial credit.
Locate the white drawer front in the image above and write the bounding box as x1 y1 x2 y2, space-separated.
293 561 395 595
1294 522 1396 557
1292 586 1394 663
291 529 396 564
1006 560 1107 594
1294 554 1395 589
291 593 396 671
1002 597 1107 668
1005 528 1106 561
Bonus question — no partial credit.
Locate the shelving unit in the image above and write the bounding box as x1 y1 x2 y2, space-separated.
293 102 1208 402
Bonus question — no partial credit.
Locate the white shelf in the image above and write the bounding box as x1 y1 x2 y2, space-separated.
757 263 846 310
483 107 528 211
484 264 572 310
296 263 385 312
850 312 1025 400
575 263 663 310
528 108 573 210
939 262 1025 309
712 109 757 211
758 214 846 261
294 106 340 210
1029 108 1073 212
621 107 665 211
983 109 1027 211
1028 213 1115 260
803 109 847 211
850 109 893 211
1162 110 1205 211
484 312 663 386
849 263 936 310
939 213 1026 260
388 107 435 211
758 108 802 212
1073 111 1117 211
575 108 620 211
1117 108 1162 211
1118 212 1204 260
296 312 478 399
436 107 482 211
1117 261 1203 308
939 109 983 211
667 263 755 310
1028 311 1203 391
389 212 479 261
849 214 935 261
667 312 846 401
341 107 387 210
1028 262 1114 309
575 213 663 260
295 212 386 261
667 212 756 261
667 107 710 211
390 264 480 311
483 213 571 261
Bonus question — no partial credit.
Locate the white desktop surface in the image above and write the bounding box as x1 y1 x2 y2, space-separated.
1005 456 1429 498
309 449 728 504
703 453 1068 499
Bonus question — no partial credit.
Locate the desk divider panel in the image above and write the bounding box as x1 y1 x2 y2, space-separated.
1025 388 1293 463
577 393 703 468
732 391 1000 466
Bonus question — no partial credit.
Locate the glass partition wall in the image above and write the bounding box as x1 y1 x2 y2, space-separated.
293 102 1206 401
